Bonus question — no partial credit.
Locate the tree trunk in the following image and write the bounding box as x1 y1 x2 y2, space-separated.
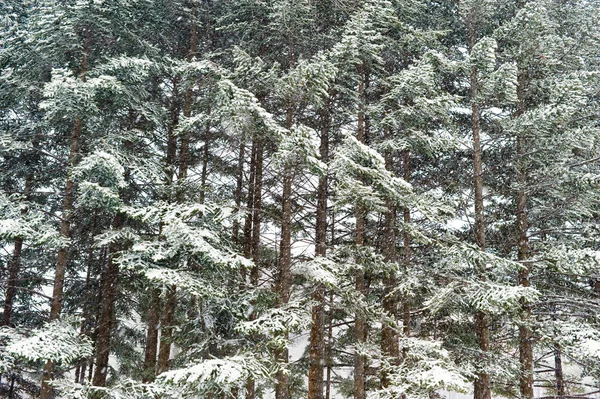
354 64 367 399
92 214 125 387
157 286 176 375
467 15 491 399
142 288 161 382
232 138 246 244
2 176 32 327
401 150 411 344
381 141 399 388
554 343 564 398
275 107 294 399
243 140 257 261
40 109 83 399
516 70 534 399
243 138 258 399
308 102 330 399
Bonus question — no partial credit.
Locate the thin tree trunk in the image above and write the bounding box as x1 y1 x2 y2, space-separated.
516 70 534 399
157 286 176 375
308 102 330 399
245 136 263 399
77 214 98 384
554 343 565 398
325 291 334 399
243 140 257 261
142 288 161 382
275 107 294 399
199 121 210 204
92 214 125 387
233 139 246 244
243 138 257 399
467 14 491 399
251 139 263 286
401 150 411 344
354 64 367 399
40 76 85 399
381 138 399 388
2 176 32 327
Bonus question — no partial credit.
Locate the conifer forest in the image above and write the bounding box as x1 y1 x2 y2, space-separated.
2 1 600 398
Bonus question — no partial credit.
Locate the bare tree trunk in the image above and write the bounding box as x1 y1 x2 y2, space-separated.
554 343 565 398
354 64 367 399
40 42 86 395
401 150 411 344
142 288 161 382
466 14 491 399
251 138 263 286
2 176 32 327
325 291 334 399
157 286 176 375
233 139 246 244
243 140 257 261
308 102 330 399
516 71 534 399
243 138 258 399
381 139 399 388
92 214 125 387
275 107 294 399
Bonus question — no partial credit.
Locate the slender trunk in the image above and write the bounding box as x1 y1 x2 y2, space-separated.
354 64 367 399
2 176 32 326
308 103 330 399
199 122 210 204
516 71 533 399
251 139 263 286
381 141 399 388
157 286 176 375
40 98 84 399
92 214 125 387
275 107 294 399
176 4 197 202
554 343 564 398
233 139 246 244
402 150 411 343
244 138 258 399
166 79 179 188
467 15 491 399
142 288 161 382
78 215 98 384
325 291 334 399
244 140 257 260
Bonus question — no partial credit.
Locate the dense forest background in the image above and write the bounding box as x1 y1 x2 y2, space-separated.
1 0 600 398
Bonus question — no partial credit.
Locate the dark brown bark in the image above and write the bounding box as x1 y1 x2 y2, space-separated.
325 291 334 399
40 116 83 399
466 14 491 399
554 343 565 398
157 286 176 375
199 122 210 204
401 150 411 343
275 107 294 399
516 70 534 399
92 214 125 387
251 139 263 286
308 103 330 399
243 136 262 399
243 140 257 260
354 64 367 399
381 136 399 388
142 288 161 382
233 139 246 244
2 176 32 327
